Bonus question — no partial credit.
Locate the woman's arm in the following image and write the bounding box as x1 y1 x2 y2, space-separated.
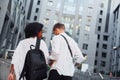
8 64 14 80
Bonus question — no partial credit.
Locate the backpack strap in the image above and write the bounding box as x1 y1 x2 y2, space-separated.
61 35 73 58
35 37 41 50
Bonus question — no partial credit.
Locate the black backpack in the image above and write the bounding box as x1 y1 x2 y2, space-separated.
19 38 47 80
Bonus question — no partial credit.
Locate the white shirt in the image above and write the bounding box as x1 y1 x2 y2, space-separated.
50 32 84 77
11 37 49 80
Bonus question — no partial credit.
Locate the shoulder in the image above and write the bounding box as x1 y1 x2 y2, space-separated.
41 39 46 45
52 35 62 41
19 38 29 43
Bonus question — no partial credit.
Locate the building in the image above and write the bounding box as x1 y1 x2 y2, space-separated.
111 3 120 76
27 0 41 22
78 0 98 73
0 0 31 56
93 0 112 74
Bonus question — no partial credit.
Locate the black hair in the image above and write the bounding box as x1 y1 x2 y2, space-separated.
53 23 65 31
24 22 44 38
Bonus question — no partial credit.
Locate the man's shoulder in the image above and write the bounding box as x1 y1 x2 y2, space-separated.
53 35 62 39
20 38 30 43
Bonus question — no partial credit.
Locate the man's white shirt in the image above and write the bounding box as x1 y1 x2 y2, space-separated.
50 32 84 77
11 37 49 80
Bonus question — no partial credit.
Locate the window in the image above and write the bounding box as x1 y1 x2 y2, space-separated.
37 0 40 5
101 61 106 67
34 16 37 20
88 7 93 14
82 43 88 50
99 18 102 23
97 42 99 48
94 69 97 73
44 18 50 24
94 60 97 65
96 51 98 56
102 44 107 49
48 1 53 6
100 3 104 8
98 26 101 31
103 35 108 41
102 52 107 58
85 25 90 31
100 10 103 15
100 71 105 74
84 34 89 40
0 6 1 11
98 34 100 40
87 16 92 22
35 8 39 13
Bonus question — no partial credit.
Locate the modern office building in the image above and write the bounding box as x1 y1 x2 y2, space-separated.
93 0 112 74
0 0 31 56
78 0 99 73
111 2 120 75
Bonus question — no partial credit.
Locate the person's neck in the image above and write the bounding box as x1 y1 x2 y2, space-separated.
60 30 64 33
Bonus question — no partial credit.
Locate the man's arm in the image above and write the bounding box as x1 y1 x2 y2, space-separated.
49 36 61 66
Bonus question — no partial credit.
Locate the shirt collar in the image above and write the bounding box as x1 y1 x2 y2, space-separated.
60 32 66 35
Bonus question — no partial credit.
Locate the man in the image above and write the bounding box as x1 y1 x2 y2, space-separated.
8 22 49 80
48 23 85 80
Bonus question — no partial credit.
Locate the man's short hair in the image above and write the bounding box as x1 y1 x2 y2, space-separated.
24 22 44 38
53 23 65 31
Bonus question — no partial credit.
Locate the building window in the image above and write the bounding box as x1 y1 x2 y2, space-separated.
37 0 40 5
48 1 53 6
103 35 108 41
82 43 88 50
84 34 89 40
94 69 97 73
100 10 103 15
97 42 99 48
100 71 105 74
44 18 50 24
85 25 90 31
96 51 98 56
99 18 102 23
88 7 93 14
34 16 37 21
35 8 39 13
100 3 104 8
101 61 106 67
87 16 92 22
98 26 101 31
102 52 107 58
98 34 100 40
94 60 97 65
102 44 107 49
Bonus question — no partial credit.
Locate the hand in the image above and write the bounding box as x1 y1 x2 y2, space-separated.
75 63 80 67
8 73 14 80
84 56 87 60
49 60 55 67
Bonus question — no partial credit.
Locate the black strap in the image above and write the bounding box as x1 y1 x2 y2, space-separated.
61 35 73 58
35 37 41 50
19 66 25 80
